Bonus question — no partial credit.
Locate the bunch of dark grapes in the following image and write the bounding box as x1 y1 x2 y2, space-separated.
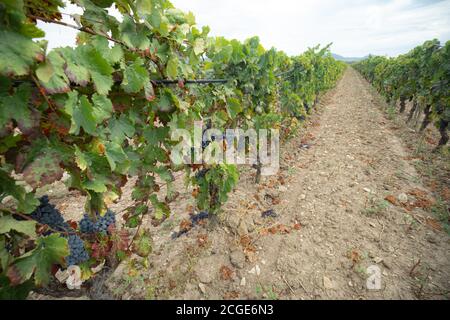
78 210 116 234
171 211 209 239
195 168 209 180
66 235 89 266
190 211 209 224
30 195 70 234
79 214 95 233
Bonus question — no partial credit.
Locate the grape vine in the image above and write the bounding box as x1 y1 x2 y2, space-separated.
354 40 449 149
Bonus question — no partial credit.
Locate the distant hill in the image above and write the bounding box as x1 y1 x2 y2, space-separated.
332 53 369 63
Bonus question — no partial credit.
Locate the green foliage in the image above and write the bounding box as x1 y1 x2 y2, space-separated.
354 40 450 127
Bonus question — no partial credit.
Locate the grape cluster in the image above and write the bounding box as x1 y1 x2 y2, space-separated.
30 195 70 233
78 210 116 234
195 168 209 180
29 196 93 267
171 211 210 240
191 211 209 224
66 234 89 266
79 214 95 233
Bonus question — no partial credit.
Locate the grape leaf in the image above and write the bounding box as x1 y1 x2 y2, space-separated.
132 229 152 258
0 238 9 271
74 146 89 171
83 179 107 193
65 92 97 135
22 153 63 189
166 56 178 79
121 58 150 93
105 141 127 171
226 97 242 119
0 169 39 214
0 83 32 128
6 234 68 286
36 51 70 94
77 46 114 95
0 30 42 76
193 38 205 56
92 93 113 123
0 276 34 300
109 115 135 143
0 215 37 238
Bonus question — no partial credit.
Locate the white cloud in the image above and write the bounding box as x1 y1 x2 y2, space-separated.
38 0 450 57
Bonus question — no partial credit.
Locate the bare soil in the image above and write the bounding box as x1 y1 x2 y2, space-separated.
31 68 450 300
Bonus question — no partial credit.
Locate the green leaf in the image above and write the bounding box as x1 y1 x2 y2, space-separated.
136 0 152 15
0 169 39 214
83 179 108 193
77 46 114 95
109 115 135 144
65 61 90 86
0 276 34 300
65 93 97 135
122 58 150 93
166 56 178 79
0 237 9 270
0 215 37 238
185 11 196 26
105 141 127 171
0 83 32 128
74 145 89 171
149 195 170 220
0 30 42 76
7 234 68 286
226 97 242 119
36 51 70 94
132 229 152 258
92 93 113 123
193 38 205 55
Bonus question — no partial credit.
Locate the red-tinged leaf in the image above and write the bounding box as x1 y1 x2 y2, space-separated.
22 153 63 190
6 266 23 286
219 265 234 281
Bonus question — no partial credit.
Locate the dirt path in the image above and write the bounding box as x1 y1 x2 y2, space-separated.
226 67 450 300
143 67 450 300
36 68 449 300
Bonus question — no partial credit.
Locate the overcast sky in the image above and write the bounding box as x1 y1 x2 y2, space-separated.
38 0 450 57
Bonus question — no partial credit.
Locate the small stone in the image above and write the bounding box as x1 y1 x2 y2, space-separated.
323 276 334 289
240 277 246 286
382 260 391 270
230 250 246 269
300 194 306 200
374 257 383 264
398 193 408 204
279 186 288 192
227 215 241 230
426 235 438 244
348 281 353 287
255 265 261 276
198 283 206 294
363 188 371 193
237 221 248 236
248 267 256 275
